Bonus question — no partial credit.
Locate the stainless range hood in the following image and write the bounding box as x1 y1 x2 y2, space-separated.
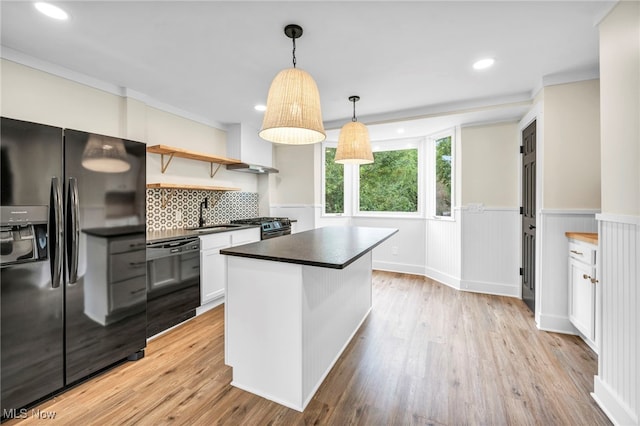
226 123 278 174
226 163 278 174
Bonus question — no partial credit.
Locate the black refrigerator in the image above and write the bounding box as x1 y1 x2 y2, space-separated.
1 117 147 415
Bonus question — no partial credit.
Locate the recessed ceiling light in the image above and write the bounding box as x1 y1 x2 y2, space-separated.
254 104 267 112
396 128 405 134
473 58 495 70
34 2 69 20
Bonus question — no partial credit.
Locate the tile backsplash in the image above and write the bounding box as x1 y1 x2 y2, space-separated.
146 189 258 231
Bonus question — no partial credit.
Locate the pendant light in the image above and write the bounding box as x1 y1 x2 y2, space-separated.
81 134 130 173
335 96 373 164
259 24 326 145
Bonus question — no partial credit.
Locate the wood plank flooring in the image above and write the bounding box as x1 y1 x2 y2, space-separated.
6 271 610 425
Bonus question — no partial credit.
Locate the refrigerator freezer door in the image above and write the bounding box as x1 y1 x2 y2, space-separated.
0 118 64 413
63 129 147 384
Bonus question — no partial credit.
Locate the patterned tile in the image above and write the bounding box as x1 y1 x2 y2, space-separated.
146 189 258 231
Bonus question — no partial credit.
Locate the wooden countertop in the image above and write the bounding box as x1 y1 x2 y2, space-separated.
220 226 398 269
565 232 598 245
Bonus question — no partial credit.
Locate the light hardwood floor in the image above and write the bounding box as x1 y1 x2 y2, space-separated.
7 271 610 425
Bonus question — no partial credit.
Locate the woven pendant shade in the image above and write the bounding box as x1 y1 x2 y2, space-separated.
335 121 374 164
259 68 326 145
81 134 130 173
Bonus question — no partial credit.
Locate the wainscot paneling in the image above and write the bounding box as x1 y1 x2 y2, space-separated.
425 216 461 289
592 214 639 426
270 204 321 233
460 208 520 297
537 210 598 333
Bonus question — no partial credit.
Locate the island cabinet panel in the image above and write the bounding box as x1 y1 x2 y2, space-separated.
225 252 373 411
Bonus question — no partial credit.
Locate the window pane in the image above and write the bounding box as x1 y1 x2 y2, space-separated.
324 147 344 214
359 149 418 212
435 136 452 216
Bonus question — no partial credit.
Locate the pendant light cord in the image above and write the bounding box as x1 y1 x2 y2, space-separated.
292 36 297 68
352 98 357 122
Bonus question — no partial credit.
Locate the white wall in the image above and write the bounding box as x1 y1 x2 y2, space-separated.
461 122 519 207
459 122 520 296
0 59 258 193
593 2 640 425
543 79 601 210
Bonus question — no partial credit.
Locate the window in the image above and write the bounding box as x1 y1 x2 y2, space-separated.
433 134 453 217
321 128 455 219
358 147 418 213
323 146 344 214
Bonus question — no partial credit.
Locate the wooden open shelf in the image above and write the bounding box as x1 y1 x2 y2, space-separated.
146 183 241 191
147 145 242 177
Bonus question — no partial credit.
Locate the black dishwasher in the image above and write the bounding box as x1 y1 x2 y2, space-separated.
146 237 200 338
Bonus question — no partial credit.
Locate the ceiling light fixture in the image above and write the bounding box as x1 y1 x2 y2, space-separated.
335 96 373 165
34 2 69 20
258 24 326 145
473 58 495 70
254 104 267 112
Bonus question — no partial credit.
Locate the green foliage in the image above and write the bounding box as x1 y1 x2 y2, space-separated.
359 149 418 212
324 148 344 214
435 136 452 216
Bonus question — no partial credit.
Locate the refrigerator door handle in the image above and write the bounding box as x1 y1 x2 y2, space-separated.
50 177 64 288
67 177 80 284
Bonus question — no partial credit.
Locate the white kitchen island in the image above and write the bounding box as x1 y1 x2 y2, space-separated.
221 226 397 411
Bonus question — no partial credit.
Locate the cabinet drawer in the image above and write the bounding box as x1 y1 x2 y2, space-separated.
569 241 595 265
110 275 146 312
110 237 146 254
110 249 146 283
200 233 231 250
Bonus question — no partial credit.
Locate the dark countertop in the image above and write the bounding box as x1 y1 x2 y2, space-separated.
83 225 146 238
146 224 259 244
220 226 398 269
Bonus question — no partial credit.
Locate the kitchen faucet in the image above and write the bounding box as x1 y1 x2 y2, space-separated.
198 197 208 227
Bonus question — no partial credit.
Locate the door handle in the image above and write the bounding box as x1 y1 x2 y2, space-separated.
50 177 63 288
67 177 80 284
529 224 536 230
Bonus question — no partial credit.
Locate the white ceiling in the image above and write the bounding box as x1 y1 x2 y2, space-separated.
0 1 614 141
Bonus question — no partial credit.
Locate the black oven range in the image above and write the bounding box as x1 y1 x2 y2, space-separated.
231 217 291 240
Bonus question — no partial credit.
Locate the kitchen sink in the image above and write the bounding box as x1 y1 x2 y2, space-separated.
185 224 244 232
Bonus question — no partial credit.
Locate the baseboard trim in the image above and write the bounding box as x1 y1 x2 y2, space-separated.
460 279 520 298
424 267 461 290
373 261 425 276
593 376 638 426
537 312 578 334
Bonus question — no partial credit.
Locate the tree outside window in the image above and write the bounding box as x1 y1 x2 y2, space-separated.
359 148 418 212
435 136 452 217
324 147 344 214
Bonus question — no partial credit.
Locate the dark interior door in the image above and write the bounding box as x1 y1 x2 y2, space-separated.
522 120 536 313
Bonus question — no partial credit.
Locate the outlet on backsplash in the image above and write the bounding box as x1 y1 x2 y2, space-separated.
146 189 259 231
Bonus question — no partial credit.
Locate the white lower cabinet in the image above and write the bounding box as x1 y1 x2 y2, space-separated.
567 236 599 352
200 227 260 305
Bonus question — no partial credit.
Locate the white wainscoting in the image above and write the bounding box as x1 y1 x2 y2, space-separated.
425 216 461 289
270 204 321 232
592 214 639 426
460 208 520 297
537 210 598 333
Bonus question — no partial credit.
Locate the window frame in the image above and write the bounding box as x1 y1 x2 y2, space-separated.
353 137 424 218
